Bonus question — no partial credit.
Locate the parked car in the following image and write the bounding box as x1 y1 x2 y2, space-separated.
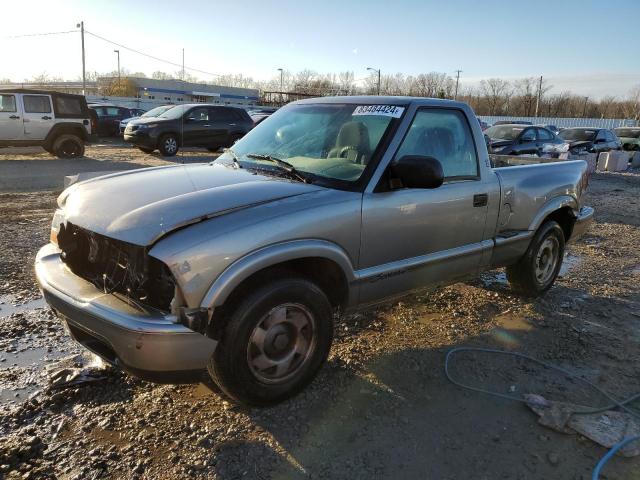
123 104 253 155
613 127 640 151
484 124 566 156
36 96 593 405
558 127 622 155
0 89 93 157
477 117 490 131
493 120 532 126
119 105 174 134
89 105 145 136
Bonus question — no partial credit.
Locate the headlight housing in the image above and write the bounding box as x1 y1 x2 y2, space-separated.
50 209 65 245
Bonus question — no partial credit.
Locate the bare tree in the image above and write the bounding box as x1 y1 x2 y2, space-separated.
480 78 511 115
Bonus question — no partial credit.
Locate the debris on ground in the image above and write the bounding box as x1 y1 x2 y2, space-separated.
526 394 640 457
45 353 109 390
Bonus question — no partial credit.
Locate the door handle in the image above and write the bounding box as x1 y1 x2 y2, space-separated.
9 115 20 119
42 116 52 120
229 123 236 126
203 124 211 127
473 193 488 207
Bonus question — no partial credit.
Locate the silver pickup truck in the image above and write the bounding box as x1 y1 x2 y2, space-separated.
36 97 593 405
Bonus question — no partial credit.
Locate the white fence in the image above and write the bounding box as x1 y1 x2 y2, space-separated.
85 95 254 110
478 115 638 129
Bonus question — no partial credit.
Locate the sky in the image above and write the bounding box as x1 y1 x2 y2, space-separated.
2 0 639 99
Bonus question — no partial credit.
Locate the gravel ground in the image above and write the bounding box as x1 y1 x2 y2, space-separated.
1 143 640 479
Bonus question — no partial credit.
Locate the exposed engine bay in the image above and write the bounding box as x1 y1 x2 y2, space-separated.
57 222 175 311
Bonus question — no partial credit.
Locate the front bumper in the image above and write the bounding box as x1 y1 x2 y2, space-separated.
35 243 216 382
123 131 157 149
569 206 594 243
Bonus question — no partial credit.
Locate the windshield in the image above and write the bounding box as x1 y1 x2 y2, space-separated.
142 105 174 118
158 105 193 119
485 125 524 140
614 128 640 138
559 129 596 141
215 103 403 184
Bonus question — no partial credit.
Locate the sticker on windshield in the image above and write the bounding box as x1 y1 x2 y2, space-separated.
352 105 405 118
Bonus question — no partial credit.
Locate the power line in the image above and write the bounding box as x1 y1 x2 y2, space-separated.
3 29 77 39
84 30 222 78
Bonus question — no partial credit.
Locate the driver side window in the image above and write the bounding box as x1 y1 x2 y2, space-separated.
395 108 479 179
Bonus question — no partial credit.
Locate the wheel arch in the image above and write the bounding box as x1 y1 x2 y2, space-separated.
528 195 579 241
44 123 87 148
200 240 356 313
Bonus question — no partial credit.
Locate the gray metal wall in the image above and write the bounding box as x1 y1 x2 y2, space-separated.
479 116 638 129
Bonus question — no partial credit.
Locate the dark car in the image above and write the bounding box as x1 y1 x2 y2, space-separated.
558 128 622 155
249 112 271 127
484 124 565 156
89 105 145 136
492 120 533 126
613 127 640 152
123 104 253 156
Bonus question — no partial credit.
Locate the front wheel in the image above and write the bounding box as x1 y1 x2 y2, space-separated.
53 134 85 158
207 276 333 406
507 220 565 297
158 134 179 156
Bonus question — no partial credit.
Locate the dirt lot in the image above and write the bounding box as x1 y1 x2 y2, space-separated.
1 143 640 479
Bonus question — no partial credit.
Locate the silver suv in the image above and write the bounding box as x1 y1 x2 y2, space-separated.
0 89 94 157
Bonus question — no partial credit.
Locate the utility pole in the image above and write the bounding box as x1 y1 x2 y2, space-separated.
277 68 284 104
534 75 543 117
367 67 381 95
182 48 185 81
114 49 120 93
76 21 86 95
454 69 462 100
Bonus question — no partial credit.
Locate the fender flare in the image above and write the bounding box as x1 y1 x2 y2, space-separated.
44 122 88 147
200 239 357 309
528 195 578 232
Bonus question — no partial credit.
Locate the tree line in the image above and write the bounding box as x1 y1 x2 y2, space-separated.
6 70 640 120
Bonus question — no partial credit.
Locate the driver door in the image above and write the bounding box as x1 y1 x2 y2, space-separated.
358 108 492 306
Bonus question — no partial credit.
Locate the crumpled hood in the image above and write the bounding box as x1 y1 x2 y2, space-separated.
59 163 323 246
489 139 514 148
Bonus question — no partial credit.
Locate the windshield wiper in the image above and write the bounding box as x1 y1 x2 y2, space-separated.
246 153 311 183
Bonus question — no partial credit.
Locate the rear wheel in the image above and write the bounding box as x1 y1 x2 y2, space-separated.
507 220 565 296
137 147 155 154
158 134 179 156
207 276 333 406
52 134 85 158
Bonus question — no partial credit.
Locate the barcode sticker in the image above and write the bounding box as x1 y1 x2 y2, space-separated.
352 105 405 118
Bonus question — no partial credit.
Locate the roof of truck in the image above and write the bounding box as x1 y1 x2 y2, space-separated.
0 88 86 98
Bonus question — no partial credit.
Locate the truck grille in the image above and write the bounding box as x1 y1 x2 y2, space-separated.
57 223 175 312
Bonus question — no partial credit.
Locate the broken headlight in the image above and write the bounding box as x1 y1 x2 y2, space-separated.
50 209 65 245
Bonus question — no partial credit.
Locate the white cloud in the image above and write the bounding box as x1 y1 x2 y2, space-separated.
352 48 358 55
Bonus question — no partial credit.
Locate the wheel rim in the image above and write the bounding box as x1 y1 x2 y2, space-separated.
247 303 316 384
62 140 80 157
164 137 177 154
535 236 559 285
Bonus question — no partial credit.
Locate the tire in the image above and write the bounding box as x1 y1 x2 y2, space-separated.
137 147 155 154
506 220 565 297
158 134 179 156
52 134 85 158
207 275 333 406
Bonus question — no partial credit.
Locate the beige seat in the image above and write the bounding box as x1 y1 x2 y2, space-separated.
328 121 371 164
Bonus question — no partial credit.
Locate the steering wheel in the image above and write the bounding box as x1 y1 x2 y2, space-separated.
337 145 360 163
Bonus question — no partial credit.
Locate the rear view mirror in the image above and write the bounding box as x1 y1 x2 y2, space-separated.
391 155 444 189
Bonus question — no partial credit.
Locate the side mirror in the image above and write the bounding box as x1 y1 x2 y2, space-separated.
391 155 444 189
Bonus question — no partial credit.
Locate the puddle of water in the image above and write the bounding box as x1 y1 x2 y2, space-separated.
0 295 47 317
559 253 582 277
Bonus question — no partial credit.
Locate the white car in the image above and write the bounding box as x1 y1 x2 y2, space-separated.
119 105 175 134
0 89 93 157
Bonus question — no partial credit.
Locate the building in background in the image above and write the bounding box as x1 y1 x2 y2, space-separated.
97 77 259 106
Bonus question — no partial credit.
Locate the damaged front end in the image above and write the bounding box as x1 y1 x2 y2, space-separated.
57 222 176 312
